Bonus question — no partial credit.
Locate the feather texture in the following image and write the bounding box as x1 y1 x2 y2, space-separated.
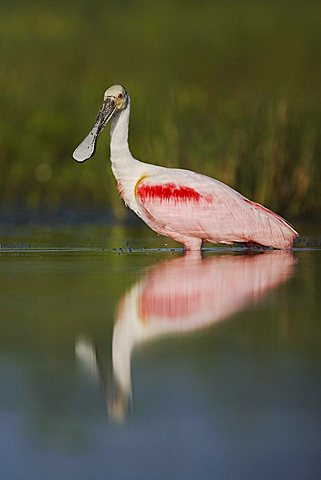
135 170 298 249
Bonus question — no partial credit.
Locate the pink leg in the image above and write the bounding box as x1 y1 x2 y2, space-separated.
184 238 203 251
165 231 202 250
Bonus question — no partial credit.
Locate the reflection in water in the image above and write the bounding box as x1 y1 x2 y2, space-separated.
76 251 295 421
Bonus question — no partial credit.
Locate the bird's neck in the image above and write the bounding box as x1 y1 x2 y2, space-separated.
110 100 133 170
109 99 145 205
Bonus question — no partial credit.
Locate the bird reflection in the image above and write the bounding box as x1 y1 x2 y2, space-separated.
76 251 295 422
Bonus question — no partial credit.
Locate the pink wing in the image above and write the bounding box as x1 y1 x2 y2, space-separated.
136 169 298 248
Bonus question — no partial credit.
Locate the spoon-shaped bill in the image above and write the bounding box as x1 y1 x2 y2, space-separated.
72 98 117 163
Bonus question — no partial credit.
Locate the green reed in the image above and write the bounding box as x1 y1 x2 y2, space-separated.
0 0 320 218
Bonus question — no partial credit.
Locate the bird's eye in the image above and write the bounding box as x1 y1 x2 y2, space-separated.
118 93 123 99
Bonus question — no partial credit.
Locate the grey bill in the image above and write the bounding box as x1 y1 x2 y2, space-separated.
72 98 116 163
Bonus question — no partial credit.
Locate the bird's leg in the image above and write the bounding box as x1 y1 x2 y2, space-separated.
163 230 202 251
183 237 203 251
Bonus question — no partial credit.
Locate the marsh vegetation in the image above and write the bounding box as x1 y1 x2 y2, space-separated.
1 0 321 219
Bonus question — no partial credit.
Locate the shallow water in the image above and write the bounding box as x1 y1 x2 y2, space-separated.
0 224 320 480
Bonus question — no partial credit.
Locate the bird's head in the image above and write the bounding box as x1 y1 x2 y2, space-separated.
103 84 128 111
73 84 128 163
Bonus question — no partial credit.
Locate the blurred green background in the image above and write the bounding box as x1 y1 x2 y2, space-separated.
1 0 321 219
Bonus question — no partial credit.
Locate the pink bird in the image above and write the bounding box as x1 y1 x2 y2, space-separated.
73 85 298 250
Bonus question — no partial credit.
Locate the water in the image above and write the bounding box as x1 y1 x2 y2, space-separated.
0 224 320 480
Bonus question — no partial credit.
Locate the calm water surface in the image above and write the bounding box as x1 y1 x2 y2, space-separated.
0 223 320 480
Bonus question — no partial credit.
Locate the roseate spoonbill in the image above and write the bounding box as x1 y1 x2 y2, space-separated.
73 85 298 250
76 251 295 420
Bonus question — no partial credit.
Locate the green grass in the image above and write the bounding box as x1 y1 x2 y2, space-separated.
0 0 321 218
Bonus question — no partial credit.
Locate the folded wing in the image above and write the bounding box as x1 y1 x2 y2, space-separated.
135 169 298 248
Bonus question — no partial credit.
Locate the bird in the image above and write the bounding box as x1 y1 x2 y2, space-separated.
73 84 299 250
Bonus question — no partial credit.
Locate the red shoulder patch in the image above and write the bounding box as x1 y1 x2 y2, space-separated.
137 182 203 204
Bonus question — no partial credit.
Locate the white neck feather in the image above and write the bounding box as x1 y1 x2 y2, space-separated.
110 98 132 165
109 97 147 208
